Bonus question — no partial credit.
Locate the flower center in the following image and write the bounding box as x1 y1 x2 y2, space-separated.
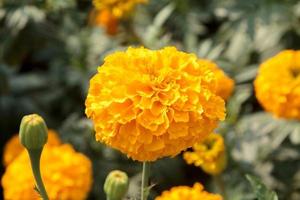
290 68 300 78
204 140 215 151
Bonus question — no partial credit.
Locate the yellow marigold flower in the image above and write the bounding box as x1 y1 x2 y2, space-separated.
254 50 300 119
3 130 61 167
93 0 147 19
155 183 223 200
85 47 226 161
183 133 227 175
1 144 92 200
199 59 234 100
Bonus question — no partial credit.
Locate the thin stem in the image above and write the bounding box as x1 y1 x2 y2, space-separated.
141 162 150 200
28 149 49 200
214 175 227 200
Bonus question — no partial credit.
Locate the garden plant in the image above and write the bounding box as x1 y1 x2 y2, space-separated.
1 0 300 200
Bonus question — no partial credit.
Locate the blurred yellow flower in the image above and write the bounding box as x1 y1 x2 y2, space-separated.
3 130 61 167
254 50 300 119
183 133 227 175
199 59 234 100
93 0 147 19
90 9 118 35
2 144 92 200
155 183 223 200
85 47 225 161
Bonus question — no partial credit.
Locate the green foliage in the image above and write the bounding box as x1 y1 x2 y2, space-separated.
246 175 278 200
0 0 300 199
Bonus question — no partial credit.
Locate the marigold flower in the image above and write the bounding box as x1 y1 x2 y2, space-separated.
90 9 118 35
93 0 147 19
3 130 61 167
183 133 227 175
85 47 225 161
254 50 300 119
199 59 234 100
155 183 223 200
1 144 92 200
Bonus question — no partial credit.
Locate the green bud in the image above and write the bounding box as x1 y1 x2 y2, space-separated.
104 170 129 200
19 114 48 150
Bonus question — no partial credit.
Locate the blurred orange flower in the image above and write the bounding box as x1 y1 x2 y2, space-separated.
3 129 61 167
155 183 223 200
2 144 92 200
183 133 227 175
254 50 300 119
90 9 118 35
93 0 148 18
91 0 147 35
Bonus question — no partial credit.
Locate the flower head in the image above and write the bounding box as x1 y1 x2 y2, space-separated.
254 50 300 119
199 59 234 100
155 183 223 200
183 133 227 175
1 144 92 200
93 0 147 18
3 130 61 167
85 47 225 161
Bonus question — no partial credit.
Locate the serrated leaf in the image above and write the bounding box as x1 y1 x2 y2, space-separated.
0 9 6 20
143 184 155 199
46 0 76 11
34 185 41 197
153 4 175 27
246 175 278 200
246 15 255 40
289 125 300 144
234 65 258 83
206 44 224 60
144 3 174 47
198 39 212 57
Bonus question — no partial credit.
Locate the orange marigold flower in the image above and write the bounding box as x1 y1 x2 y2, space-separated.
155 183 223 200
93 0 147 19
1 144 93 200
254 50 300 119
90 9 118 35
2 130 61 167
199 59 234 100
85 47 226 161
183 133 227 175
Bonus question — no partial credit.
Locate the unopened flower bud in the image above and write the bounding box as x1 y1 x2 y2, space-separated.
104 170 129 200
19 114 48 150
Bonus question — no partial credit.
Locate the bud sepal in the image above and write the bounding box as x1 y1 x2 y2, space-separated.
104 170 129 200
19 114 48 150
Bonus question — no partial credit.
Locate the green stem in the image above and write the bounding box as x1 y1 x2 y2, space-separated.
141 162 150 200
214 175 227 200
28 149 49 200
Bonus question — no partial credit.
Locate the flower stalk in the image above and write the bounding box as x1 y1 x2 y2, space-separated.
213 175 227 200
28 149 49 200
19 114 49 200
141 162 150 200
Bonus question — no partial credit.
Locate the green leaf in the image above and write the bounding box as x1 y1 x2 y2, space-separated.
198 39 212 57
33 185 42 198
246 175 278 200
289 124 300 144
144 3 174 47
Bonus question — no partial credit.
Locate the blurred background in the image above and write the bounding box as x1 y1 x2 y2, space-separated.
1 0 300 199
